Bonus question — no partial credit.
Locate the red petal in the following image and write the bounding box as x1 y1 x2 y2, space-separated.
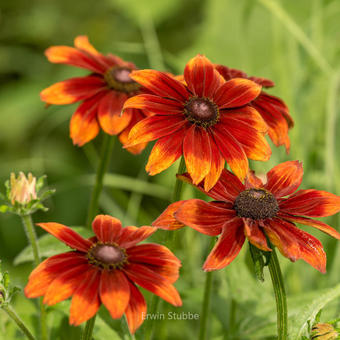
214 78 261 109
126 114 187 147
245 170 264 188
152 201 186 230
98 92 132 135
145 127 186 176
278 212 340 240
43 263 90 305
244 220 271 251
37 223 92 252
214 64 247 81
127 244 181 283
129 70 189 102
123 263 182 306
40 76 106 105
212 124 249 181
117 226 157 249
263 218 326 273
70 94 103 146
92 215 123 243
122 94 183 115
69 268 101 325
25 252 86 298
183 125 212 185
203 218 245 271
125 282 147 334
203 139 225 191
45 46 106 74
175 199 235 236
178 169 244 202
221 110 271 161
279 189 340 217
249 76 275 88
100 270 130 319
264 160 303 198
184 55 224 98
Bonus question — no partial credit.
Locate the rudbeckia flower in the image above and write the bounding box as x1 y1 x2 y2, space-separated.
40 36 147 153
153 161 340 273
215 64 294 152
123 54 272 191
25 215 182 333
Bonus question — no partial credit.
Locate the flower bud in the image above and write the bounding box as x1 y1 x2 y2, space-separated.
9 172 37 205
312 323 338 340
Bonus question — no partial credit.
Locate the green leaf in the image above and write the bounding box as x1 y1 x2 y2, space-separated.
14 226 92 265
0 205 9 213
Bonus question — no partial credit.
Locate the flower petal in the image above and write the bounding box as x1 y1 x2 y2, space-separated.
123 263 182 306
264 160 303 198
214 78 261 109
70 95 102 146
183 125 212 185
122 94 183 115
214 64 247 81
126 114 187 147
25 252 86 298
69 268 101 325
175 199 234 236
43 263 90 305
40 76 106 105
92 215 123 243
45 46 105 74
184 55 224 98
129 70 189 102
117 226 157 249
244 220 271 251
245 170 264 188
125 282 147 334
152 201 186 230
279 189 340 217
278 212 340 240
100 270 130 319
145 128 186 176
263 218 326 273
212 124 249 181
37 223 92 252
98 92 132 135
203 218 245 271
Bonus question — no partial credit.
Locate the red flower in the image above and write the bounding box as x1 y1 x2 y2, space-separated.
24 215 182 333
153 161 340 273
40 36 147 153
215 65 294 152
123 54 271 191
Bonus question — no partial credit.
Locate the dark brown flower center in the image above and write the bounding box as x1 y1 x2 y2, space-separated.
184 97 219 127
87 242 127 270
104 66 140 93
234 188 279 220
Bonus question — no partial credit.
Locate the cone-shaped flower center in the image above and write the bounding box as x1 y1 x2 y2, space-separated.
234 188 279 220
184 97 219 127
88 242 127 269
104 66 140 93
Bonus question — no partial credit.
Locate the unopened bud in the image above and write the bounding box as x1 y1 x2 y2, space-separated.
312 323 338 340
9 172 37 205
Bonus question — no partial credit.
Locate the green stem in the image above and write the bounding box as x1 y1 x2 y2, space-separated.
21 215 48 340
121 315 136 340
172 157 186 202
86 134 115 228
81 315 96 340
198 238 215 340
2 304 35 340
268 248 288 340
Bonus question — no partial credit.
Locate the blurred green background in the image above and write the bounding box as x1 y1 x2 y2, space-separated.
1 0 340 339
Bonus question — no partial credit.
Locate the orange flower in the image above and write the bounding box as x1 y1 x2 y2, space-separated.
215 65 294 152
40 36 147 153
153 161 340 273
123 54 271 191
25 215 182 333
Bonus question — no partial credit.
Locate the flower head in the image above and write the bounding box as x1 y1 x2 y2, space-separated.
312 323 339 340
153 161 340 272
41 36 147 153
123 54 272 190
24 215 182 333
215 64 294 152
9 172 37 205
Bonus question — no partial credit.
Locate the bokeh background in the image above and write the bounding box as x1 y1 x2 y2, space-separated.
1 0 340 339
